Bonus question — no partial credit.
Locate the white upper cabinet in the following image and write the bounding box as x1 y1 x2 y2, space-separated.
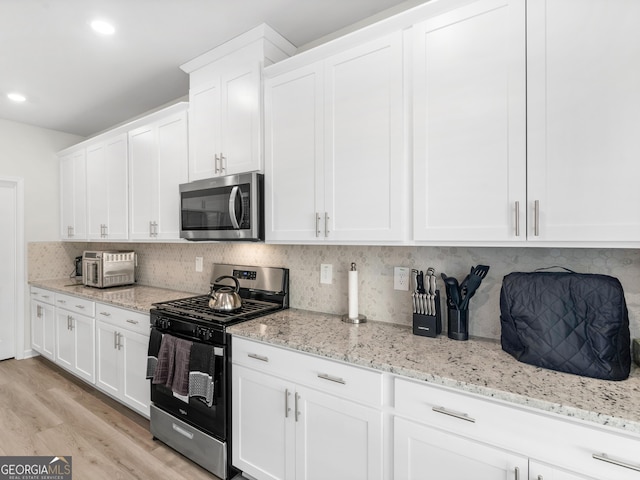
265 32 406 243
413 0 527 243
181 24 295 181
526 0 640 243
60 147 87 240
129 104 188 240
86 133 128 240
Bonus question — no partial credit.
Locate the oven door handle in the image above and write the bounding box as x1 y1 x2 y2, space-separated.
228 186 244 230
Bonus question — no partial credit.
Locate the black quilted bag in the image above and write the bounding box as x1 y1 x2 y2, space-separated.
500 268 631 381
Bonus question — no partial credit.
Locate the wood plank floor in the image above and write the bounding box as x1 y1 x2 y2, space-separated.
0 356 221 480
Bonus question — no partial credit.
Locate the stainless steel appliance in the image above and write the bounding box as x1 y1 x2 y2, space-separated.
82 250 135 288
149 264 289 479
179 172 264 242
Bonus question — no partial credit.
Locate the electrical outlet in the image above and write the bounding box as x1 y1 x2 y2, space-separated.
394 266 410 291
195 257 203 272
320 264 333 284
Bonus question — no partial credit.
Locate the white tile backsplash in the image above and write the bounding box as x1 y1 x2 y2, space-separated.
29 241 640 340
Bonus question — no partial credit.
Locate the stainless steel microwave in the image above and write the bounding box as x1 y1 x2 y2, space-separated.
179 172 264 241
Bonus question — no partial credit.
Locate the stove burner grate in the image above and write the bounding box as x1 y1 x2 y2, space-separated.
152 295 280 323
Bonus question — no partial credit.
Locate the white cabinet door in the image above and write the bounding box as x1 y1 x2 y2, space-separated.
264 64 324 242
59 148 87 240
188 77 222 180
324 32 405 243
129 108 188 240
529 461 597 480
95 320 120 398
121 328 151 417
86 133 128 240
265 32 406 243
55 310 94 384
527 0 640 242
55 310 74 371
295 385 383 480
233 365 295 480
394 417 528 480
413 0 527 243
188 48 262 181
31 300 55 361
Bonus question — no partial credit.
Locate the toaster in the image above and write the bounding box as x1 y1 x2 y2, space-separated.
82 251 135 288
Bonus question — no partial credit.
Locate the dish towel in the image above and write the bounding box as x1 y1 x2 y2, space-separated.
152 334 193 396
188 343 217 407
146 328 163 379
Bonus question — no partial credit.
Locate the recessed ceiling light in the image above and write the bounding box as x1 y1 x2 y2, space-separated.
91 20 115 35
7 92 26 103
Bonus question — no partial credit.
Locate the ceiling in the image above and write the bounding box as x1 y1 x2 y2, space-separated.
0 0 422 137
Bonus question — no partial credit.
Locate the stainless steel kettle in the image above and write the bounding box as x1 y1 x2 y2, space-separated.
209 275 242 312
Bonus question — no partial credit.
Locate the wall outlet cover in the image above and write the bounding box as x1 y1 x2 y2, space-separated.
394 266 410 291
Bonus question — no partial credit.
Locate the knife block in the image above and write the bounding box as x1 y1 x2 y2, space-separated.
412 290 442 338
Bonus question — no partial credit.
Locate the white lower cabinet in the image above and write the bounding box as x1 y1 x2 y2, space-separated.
232 337 384 480
528 461 596 480
30 287 56 361
394 416 527 479
54 295 95 384
95 303 150 417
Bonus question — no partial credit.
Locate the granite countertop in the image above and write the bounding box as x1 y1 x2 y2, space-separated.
29 278 196 313
227 308 640 436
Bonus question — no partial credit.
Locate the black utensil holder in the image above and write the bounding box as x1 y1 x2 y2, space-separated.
413 290 442 338
448 308 469 341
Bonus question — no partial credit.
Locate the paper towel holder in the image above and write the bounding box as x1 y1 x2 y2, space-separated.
343 262 367 323
342 313 367 324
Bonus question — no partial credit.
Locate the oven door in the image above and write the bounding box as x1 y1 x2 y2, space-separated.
149 326 227 441
179 172 263 241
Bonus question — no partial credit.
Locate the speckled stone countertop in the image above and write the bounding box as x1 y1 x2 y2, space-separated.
29 278 196 313
228 308 640 436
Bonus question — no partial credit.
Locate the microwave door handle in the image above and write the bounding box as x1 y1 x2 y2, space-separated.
228 186 244 229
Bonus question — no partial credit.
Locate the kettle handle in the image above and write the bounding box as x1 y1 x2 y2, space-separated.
214 275 240 293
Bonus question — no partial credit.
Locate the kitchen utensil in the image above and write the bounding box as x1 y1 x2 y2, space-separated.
459 265 490 310
411 269 419 314
441 273 462 310
417 271 426 314
209 275 243 312
428 272 437 317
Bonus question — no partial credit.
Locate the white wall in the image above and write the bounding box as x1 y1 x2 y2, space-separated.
0 118 83 242
0 118 83 356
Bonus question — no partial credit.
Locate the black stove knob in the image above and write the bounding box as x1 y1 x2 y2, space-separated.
159 318 171 329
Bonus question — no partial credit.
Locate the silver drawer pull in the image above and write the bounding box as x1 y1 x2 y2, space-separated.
172 423 194 440
57 300 65 304
432 406 476 423
248 353 269 362
100 312 111 317
42 295 50 299
592 453 640 472
126 319 139 325
75 305 85 309
317 373 346 385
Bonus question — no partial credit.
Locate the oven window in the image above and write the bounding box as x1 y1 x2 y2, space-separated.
181 183 250 230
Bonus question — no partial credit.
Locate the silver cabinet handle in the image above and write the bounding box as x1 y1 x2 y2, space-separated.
67 315 74 331
515 201 520 237
149 221 158 237
315 213 321 237
118 332 123 350
57 299 65 304
432 406 476 423
295 392 300 422
317 373 346 385
99 311 111 317
514 466 520 480
215 153 221 174
324 212 329 237
592 453 640 472
538 476 543 480
220 153 226 173
75 305 85 310
285 389 291 418
126 319 139 325
247 353 269 362
534 199 540 236
36 305 42 317
114 331 119 349
42 295 50 299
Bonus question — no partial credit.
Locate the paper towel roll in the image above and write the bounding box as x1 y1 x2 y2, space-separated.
348 268 358 320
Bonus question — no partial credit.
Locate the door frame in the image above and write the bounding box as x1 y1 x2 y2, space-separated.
0 177 25 360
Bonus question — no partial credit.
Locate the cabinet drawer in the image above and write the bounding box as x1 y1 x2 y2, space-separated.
95 302 149 336
30 287 55 305
233 337 383 406
55 293 95 317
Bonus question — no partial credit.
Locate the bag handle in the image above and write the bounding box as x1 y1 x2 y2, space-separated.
534 266 576 274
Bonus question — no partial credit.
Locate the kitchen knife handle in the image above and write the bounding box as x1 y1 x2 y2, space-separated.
432 406 476 423
592 453 640 472
515 201 520 237
534 200 540 236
